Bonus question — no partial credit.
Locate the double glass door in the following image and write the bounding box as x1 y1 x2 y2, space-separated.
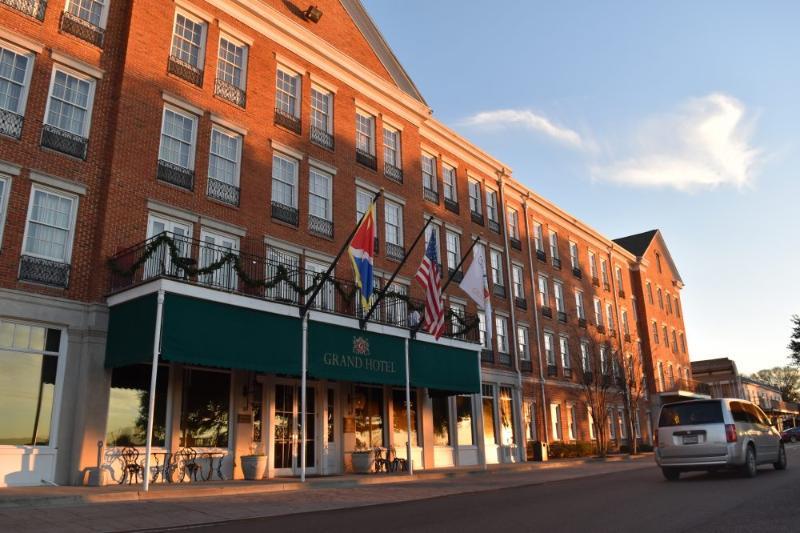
273 384 316 476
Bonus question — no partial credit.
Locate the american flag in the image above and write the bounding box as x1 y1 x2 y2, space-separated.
415 231 445 340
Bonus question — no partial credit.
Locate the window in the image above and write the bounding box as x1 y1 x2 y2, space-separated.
588 405 595 440
534 222 544 252
600 259 609 286
445 230 460 272
499 387 516 446
385 201 403 246
66 0 108 28
568 405 578 441
618 408 627 439
550 403 562 441
589 251 598 279
485 189 499 223
657 287 664 309
560 336 571 370
45 67 96 137
0 321 62 446
600 346 608 374
442 164 456 201
311 87 333 134
667 364 675 388
449 302 465 338
392 389 418 448
549 230 559 260
605 303 614 330
594 298 603 327
271 153 299 208
631 297 638 318
495 316 508 353
159 106 197 169
355 187 372 221
621 309 630 335
180 368 230 448
652 321 659 344
354 385 384 449
468 179 482 214
422 153 437 192
680 332 686 353
671 329 679 353
512 264 524 299
615 266 624 292
383 126 401 167
507 208 519 239
424 223 441 264
517 325 530 361
656 252 662 273
456 395 474 446
208 126 241 186
106 364 168 447
553 281 565 313
646 282 654 304
608 408 616 439
482 385 497 446
490 249 504 287
0 43 34 127
666 292 673 314
267 247 300 303
478 311 488 349
23 186 77 264
217 35 247 91
276 68 301 118
308 167 332 221
199 228 238 289
171 12 206 70
146 214 191 277
575 291 585 319
674 296 681 317
305 258 334 311
662 325 669 348
544 332 555 365
0 175 9 247
537 275 549 307
580 341 590 371
569 241 579 269
432 396 450 446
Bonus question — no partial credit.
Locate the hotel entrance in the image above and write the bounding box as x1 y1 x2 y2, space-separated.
271 383 317 476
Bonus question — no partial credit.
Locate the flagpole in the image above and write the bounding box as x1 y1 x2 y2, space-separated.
404 336 413 476
143 289 165 492
360 216 434 329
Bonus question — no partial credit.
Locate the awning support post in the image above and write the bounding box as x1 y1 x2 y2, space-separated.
300 312 308 483
143 289 165 492
405 337 413 476
476 348 487 471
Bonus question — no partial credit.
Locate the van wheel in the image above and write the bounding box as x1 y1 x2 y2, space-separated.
774 443 787 470
742 445 757 478
662 467 680 481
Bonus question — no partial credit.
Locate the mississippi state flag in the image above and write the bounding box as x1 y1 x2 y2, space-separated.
415 231 445 340
348 202 377 309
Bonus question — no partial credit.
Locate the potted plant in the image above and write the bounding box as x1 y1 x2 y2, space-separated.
351 445 375 474
240 445 267 480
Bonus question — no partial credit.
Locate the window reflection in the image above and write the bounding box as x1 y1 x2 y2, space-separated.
432 395 451 446
499 387 516 445
106 365 169 447
180 369 230 448
392 389 418 447
482 384 497 446
354 385 383 449
456 395 474 446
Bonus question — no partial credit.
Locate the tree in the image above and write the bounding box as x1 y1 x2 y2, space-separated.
750 367 800 403
789 315 800 366
614 348 648 455
571 338 615 457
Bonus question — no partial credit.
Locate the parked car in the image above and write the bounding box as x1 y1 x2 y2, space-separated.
655 398 786 480
781 426 800 443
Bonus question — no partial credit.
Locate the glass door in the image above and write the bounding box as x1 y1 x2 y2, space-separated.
273 383 317 476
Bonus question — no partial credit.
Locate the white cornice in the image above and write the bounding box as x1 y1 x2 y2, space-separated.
162 91 204 116
29 171 87 196
218 21 255 46
174 0 214 23
51 51 104 79
308 157 337 175
210 114 247 136
0 160 21 176
269 139 305 160
0 27 44 53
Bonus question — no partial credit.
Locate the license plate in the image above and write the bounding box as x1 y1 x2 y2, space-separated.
683 435 699 445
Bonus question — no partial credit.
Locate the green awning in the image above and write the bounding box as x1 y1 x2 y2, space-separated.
410 340 480 394
307 321 405 386
105 293 158 368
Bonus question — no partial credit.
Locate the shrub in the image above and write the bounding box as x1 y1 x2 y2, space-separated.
548 441 595 458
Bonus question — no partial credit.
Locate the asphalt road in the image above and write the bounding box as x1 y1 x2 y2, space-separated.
170 445 800 533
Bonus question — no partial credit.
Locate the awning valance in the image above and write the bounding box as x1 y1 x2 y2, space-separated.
410 340 480 394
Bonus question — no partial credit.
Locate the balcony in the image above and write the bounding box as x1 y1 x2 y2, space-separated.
448 268 464 283
384 162 403 183
552 257 561 270
470 210 484 226
274 108 301 134
40 124 88 159
481 349 494 363
271 201 299 227
592 276 600 287
572 267 582 279
618 289 626 298
19 255 69 288
492 284 506 299
557 311 567 323
521 360 533 372
0 108 23 139
563 367 572 378
310 126 334 151
514 297 527 310
444 197 459 214
603 281 611 291
536 249 546 262
578 317 587 328
168 55 203 87
655 377 711 396
381 242 403 262
108 232 481 343
157 159 194 190
509 237 522 251
214 78 246 108
497 352 511 366
206 177 240 206
60 11 104 47
355 148 376 170
1 0 46 21
547 364 558 377
597 324 606 334
624 333 632 342
488 218 501 234
541 306 553 319
608 329 616 338
423 187 439 204
308 214 333 239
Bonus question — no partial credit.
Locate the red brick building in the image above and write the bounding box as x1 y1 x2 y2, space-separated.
0 0 694 487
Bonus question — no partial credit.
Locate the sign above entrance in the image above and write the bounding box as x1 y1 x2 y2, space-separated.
307 322 406 386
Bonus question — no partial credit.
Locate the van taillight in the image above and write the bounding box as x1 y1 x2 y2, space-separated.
654 431 659 447
725 424 737 443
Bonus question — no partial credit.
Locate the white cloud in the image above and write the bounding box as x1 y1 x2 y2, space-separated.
461 109 586 149
592 93 760 191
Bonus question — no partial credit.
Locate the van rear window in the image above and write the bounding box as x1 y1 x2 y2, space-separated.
659 401 724 427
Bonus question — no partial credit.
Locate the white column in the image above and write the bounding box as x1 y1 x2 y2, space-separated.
476 349 487 470
300 313 308 482
405 337 413 475
143 289 165 492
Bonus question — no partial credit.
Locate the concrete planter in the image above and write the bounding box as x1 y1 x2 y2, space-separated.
351 450 375 474
240 455 267 480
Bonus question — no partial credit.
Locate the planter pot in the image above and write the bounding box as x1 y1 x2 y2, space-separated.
351 451 375 474
240 455 267 480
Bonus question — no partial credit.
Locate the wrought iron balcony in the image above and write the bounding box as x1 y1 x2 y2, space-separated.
214 78 246 108
481 349 494 363
497 352 511 366
19 255 69 288
157 159 194 190
572 267 582 279
557 311 567 323
563 367 572 378
578 317 587 328
207 177 240 206
655 376 711 396
509 237 521 250
444 197 459 214
492 283 506 298
608 328 617 337
0 108 23 139
308 214 333 238
592 276 600 287
386 242 405 262
1 0 47 20
470 210 484 226
355 147 376 170
547 364 557 377
60 11 104 47
618 289 626 298
384 162 403 183
541 306 553 318
271 201 299 227
514 297 527 310
168 55 203 87
423 187 439 204
274 107 301 134
488 218 501 234
552 257 561 270
521 360 533 372
448 268 463 283
597 324 606 334
40 124 88 159
603 281 611 291
624 333 632 342
310 126 334 150
536 249 546 262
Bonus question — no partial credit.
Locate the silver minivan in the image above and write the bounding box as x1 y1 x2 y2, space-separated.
655 398 787 480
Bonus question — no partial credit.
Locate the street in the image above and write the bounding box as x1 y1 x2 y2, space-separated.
158 445 800 533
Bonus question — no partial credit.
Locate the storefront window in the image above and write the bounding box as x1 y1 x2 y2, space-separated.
354 385 383 449
327 388 335 443
0 322 60 446
180 369 230 448
392 389 418 447
432 395 450 446
482 384 497 446
456 395 474 446
499 387 516 445
252 382 263 444
106 365 169 447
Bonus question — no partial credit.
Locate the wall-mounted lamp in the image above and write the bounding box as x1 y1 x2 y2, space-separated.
304 5 323 23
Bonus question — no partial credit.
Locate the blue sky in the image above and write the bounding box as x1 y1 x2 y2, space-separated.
363 0 800 373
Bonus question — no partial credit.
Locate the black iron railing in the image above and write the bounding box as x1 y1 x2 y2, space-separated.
108 232 480 343
168 55 203 87
444 197 459 214
488 219 501 234
536 249 546 262
384 162 402 183
492 284 506 298
542 306 553 319
521 360 533 372
423 187 439 204
308 214 333 238
1 0 46 20
592 276 600 287
274 108 301 134
552 257 561 269
310 126 334 150
0 108 23 139
60 11 104 46
547 364 557 377
514 297 527 310
271 201 299 226
578 318 587 328
19 255 69 287
386 242 405 262
497 352 511 366
481 349 494 363
206 177 240 206
624 333 632 342
214 78 246 108
355 148 376 170
557 311 567 323
448 268 464 283
603 281 611 291
509 237 521 250
470 210 484 226
618 289 626 298
655 377 711 396
41 124 88 159
597 324 606 334
572 267 582 279
157 159 194 190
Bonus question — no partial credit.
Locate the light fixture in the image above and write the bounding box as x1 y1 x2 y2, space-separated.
304 5 323 23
